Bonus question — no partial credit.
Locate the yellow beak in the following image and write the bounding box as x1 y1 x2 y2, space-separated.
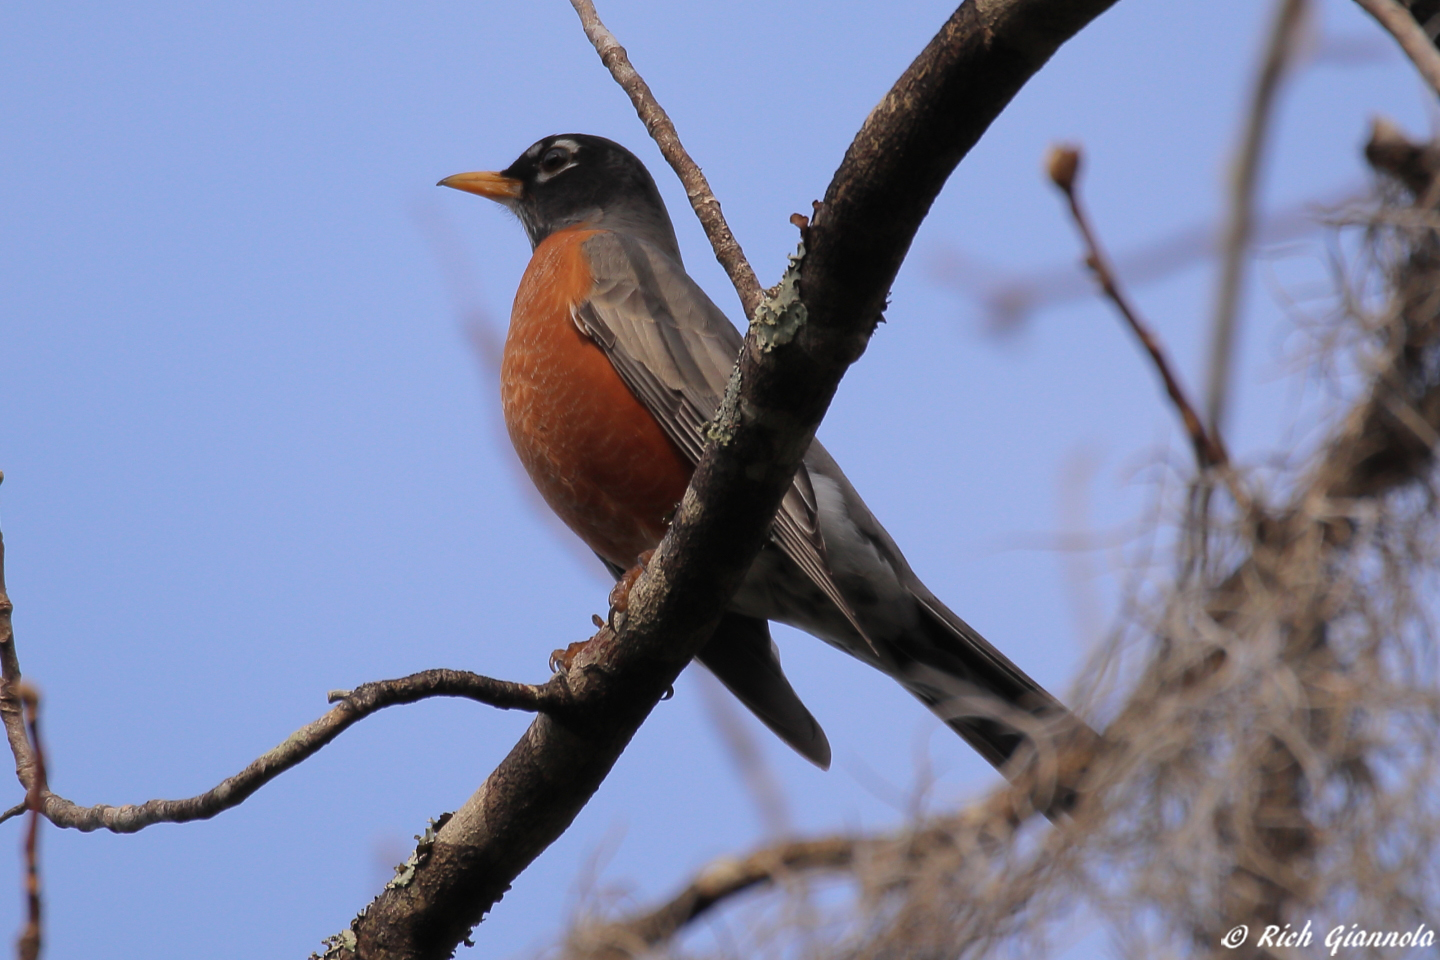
436 171 524 200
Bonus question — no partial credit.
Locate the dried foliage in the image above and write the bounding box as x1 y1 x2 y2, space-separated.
558 123 1440 960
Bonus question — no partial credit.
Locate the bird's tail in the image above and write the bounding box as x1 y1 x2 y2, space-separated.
599 555 832 770
696 613 833 770
893 586 1096 809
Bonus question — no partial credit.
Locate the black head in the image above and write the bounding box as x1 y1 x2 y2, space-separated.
439 134 682 262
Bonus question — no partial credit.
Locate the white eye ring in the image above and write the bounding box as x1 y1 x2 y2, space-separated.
534 138 582 182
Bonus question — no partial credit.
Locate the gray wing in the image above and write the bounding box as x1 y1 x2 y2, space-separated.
575 230 874 649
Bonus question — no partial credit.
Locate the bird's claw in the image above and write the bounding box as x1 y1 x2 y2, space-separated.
549 640 591 673
607 549 655 630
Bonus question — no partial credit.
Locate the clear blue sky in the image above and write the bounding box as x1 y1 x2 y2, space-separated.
0 0 1428 956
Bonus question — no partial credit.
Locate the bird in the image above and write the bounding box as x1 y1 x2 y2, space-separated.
440 133 1082 778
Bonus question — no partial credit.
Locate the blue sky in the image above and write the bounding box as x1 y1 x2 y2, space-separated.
0 1 1431 956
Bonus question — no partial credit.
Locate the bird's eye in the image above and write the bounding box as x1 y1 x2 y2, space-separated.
539 146 570 173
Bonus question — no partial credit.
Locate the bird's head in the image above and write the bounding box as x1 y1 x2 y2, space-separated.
439 133 681 262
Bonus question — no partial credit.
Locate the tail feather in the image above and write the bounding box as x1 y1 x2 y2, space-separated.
897 587 1076 770
895 588 1096 818
696 614 832 770
599 555 830 769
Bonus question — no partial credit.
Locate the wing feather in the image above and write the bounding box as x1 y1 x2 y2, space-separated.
576 231 874 648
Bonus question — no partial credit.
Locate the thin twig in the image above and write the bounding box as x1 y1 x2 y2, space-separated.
1353 0 1440 97
15 684 42 960
566 0 764 317
1047 146 1230 472
27 670 565 835
0 503 40 959
1205 0 1310 436
323 670 563 712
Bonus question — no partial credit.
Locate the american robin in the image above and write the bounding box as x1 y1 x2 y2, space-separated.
440 134 1078 774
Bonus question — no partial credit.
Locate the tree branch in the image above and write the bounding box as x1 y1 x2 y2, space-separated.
0 548 563 837
572 836 856 958
1179 121 1440 945
1046 145 1230 473
566 0 764 317
2 471 569 833
1353 0 1440 97
1205 0 1309 436
798 0 1118 367
0 801 26 829
0 479 37 808
565 743 1096 958
15 682 43 960
331 1 1121 956
36 671 561 834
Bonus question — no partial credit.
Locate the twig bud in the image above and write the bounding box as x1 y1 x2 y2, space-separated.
1046 144 1082 192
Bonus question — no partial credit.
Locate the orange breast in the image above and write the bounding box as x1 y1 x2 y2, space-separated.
500 227 694 570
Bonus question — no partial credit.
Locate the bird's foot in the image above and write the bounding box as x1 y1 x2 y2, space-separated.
550 611 617 673
550 551 654 672
549 640 591 674
607 549 655 629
